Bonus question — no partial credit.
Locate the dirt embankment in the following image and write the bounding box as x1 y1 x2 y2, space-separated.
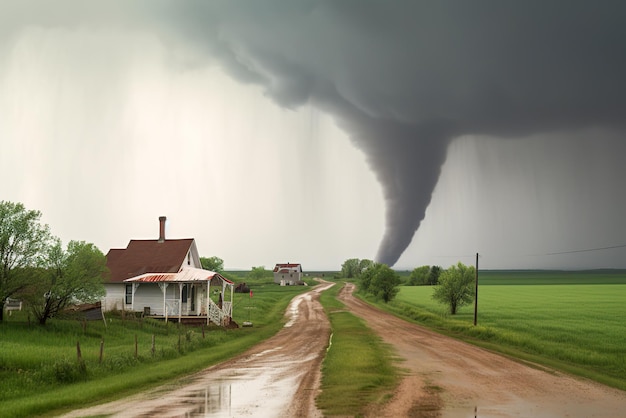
339 282 626 418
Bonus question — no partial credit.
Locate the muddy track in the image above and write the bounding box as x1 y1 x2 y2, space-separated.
338 282 626 417
62 281 334 418
61 281 625 417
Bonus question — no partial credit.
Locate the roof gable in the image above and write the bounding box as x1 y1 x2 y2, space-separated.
273 263 302 272
106 239 195 283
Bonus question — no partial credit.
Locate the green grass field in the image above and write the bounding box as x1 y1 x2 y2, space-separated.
372 270 626 390
317 281 398 416
0 275 313 418
3 271 623 416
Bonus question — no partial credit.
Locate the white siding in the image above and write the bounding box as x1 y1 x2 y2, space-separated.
102 283 129 312
273 267 304 284
184 249 202 269
134 284 167 315
192 241 201 268
106 282 206 316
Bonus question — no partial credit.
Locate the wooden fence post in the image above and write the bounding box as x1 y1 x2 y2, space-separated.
151 334 155 357
76 341 82 363
99 339 104 364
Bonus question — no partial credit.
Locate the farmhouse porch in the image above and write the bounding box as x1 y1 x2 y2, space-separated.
124 267 235 327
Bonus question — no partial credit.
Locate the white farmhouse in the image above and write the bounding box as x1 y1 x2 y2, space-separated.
103 217 235 327
272 263 304 285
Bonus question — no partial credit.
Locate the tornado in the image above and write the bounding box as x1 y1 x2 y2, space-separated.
368 136 450 266
335 113 455 266
6 1 626 267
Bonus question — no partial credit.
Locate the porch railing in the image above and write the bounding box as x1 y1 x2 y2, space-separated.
208 298 224 326
165 299 180 316
222 301 232 317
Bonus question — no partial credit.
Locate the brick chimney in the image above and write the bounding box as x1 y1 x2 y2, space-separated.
158 216 166 243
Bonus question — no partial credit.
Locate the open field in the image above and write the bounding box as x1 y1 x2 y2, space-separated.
0 276 313 418
365 270 626 390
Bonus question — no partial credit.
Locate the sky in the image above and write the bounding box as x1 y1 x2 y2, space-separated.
1 1 626 271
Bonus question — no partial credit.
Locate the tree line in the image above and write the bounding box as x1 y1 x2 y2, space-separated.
340 258 476 315
340 258 400 303
199 257 272 281
0 201 108 324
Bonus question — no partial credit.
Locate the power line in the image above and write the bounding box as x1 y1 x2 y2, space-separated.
543 243 626 255
421 243 626 260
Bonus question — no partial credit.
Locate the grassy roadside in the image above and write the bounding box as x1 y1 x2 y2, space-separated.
0 277 313 418
317 281 399 416
358 281 626 392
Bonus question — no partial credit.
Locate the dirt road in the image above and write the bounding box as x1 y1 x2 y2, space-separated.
62 281 334 418
62 281 625 417
338 282 626 417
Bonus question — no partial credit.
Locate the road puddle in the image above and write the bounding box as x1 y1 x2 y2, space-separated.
62 283 332 418
283 293 310 328
184 368 300 417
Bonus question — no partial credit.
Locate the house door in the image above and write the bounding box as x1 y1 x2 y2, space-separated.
181 284 197 314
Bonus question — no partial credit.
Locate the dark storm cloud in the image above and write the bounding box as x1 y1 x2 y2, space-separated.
6 1 626 265
159 1 626 265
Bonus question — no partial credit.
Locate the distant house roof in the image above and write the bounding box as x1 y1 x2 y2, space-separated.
106 239 195 283
273 263 302 272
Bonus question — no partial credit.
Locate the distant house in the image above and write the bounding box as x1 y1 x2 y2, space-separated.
272 263 303 285
103 216 235 327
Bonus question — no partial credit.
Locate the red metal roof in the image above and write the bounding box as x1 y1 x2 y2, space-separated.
128 274 176 282
273 263 302 272
125 268 233 285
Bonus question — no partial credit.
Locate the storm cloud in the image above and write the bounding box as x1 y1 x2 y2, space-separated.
158 1 626 265
4 1 626 266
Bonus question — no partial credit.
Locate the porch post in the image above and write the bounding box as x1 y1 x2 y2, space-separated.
222 281 227 325
178 283 183 321
207 279 211 325
186 284 190 316
158 283 169 318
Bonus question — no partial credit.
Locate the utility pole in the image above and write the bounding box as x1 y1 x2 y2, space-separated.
473 252 479 326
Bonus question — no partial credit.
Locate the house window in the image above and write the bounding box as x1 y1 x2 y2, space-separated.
125 284 132 305
182 284 188 302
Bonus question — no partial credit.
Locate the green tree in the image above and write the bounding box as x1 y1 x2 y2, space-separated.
370 264 401 303
200 256 224 272
358 259 374 274
408 265 430 285
248 266 270 280
22 240 108 325
359 263 376 293
408 265 442 286
428 265 442 285
0 201 53 321
432 262 475 314
340 258 361 278
360 263 401 303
